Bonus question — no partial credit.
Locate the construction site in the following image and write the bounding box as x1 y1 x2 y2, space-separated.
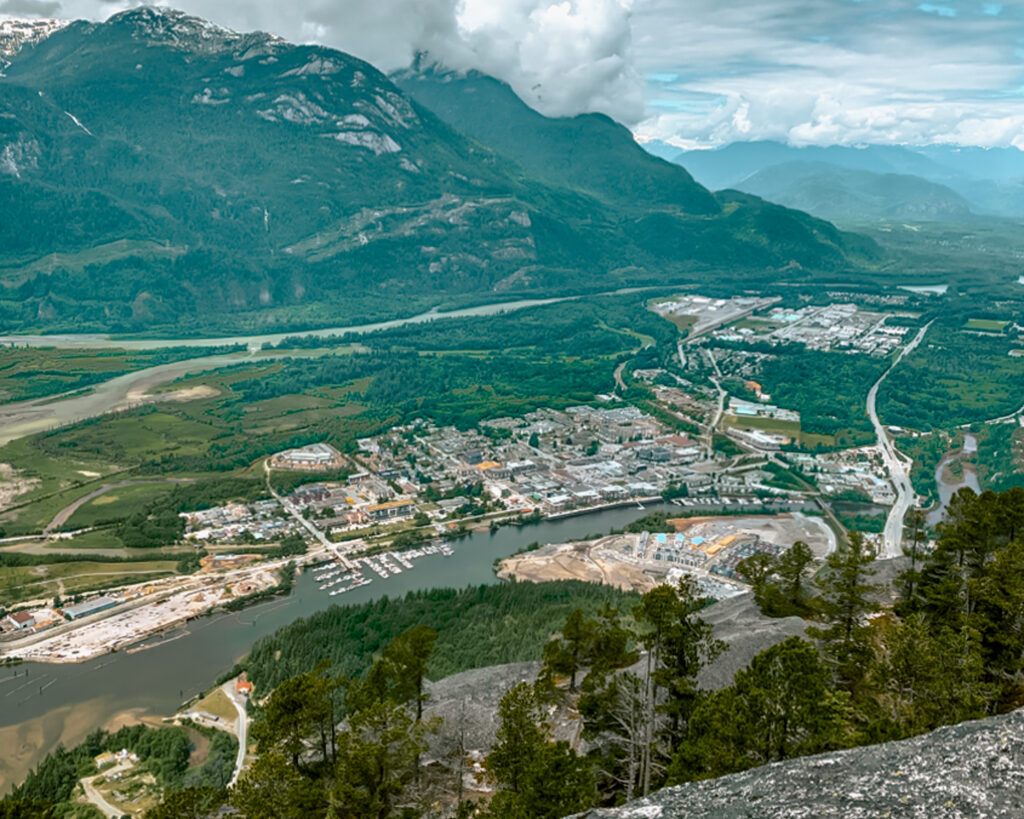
496 513 835 599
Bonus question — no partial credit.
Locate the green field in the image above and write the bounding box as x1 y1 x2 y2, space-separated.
0 559 178 605
965 318 1010 332
731 317 783 334
65 483 183 530
725 412 837 449
879 327 1024 429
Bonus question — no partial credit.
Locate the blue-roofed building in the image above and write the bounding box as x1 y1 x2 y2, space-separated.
63 596 118 620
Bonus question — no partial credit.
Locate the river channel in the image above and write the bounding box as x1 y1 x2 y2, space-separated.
926 434 981 527
0 288 662 352
0 502 672 792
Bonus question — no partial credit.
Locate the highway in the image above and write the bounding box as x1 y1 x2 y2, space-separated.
866 321 933 558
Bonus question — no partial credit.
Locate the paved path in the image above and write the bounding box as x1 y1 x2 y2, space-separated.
866 322 933 558
222 679 250 787
43 478 195 535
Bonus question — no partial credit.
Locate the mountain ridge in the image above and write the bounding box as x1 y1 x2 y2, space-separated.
0 8 877 334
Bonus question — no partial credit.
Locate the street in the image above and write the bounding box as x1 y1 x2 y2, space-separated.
866 322 933 558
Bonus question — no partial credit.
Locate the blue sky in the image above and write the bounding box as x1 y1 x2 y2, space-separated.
630 0 1024 148
7 0 1024 148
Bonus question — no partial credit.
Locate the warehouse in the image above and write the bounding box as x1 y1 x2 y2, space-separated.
63 596 118 621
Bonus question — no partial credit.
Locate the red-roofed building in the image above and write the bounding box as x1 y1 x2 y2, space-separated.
7 611 35 630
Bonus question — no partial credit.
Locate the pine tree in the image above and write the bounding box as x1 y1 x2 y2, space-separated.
809 532 880 690
485 682 594 818
776 540 815 612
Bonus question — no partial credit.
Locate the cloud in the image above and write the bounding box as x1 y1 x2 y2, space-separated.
54 0 643 123
631 0 1024 148
0 0 62 16
25 0 1024 146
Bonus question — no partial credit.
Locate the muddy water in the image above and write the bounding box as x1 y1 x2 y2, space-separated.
927 434 981 527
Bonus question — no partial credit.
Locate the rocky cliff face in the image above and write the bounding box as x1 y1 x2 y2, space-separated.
0 18 66 70
570 707 1024 818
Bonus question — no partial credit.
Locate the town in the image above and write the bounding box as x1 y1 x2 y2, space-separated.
0 293 945 666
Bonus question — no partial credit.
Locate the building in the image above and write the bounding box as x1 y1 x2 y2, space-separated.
366 499 415 521
271 443 345 471
94 752 117 769
63 596 118 621
236 676 254 698
6 610 35 630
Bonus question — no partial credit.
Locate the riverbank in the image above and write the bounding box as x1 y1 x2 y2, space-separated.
0 503 682 793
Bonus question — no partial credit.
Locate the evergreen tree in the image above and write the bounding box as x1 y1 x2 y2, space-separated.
487 683 547 795
868 613 987 738
671 637 847 781
485 682 594 818
231 751 326 819
633 578 724 794
809 532 880 690
542 608 595 691
776 540 815 613
331 701 431 819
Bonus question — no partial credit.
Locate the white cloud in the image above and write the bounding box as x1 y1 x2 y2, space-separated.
12 0 1024 146
49 0 643 123
631 0 1024 148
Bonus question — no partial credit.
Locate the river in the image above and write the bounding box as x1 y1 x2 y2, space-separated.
0 288 663 352
0 502 672 793
0 352 272 446
926 434 980 527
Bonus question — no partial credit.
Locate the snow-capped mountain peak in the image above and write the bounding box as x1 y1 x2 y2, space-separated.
0 17 67 69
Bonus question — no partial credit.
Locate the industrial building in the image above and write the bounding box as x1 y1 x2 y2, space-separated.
6 610 35 630
63 596 118 620
270 443 345 471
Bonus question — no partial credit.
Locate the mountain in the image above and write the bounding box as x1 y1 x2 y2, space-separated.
390 66 879 272
0 17 66 70
392 63 719 215
571 706 1024 818
669 140 950 192
738 161 974 223
666 139 1024 220
0 9 876 335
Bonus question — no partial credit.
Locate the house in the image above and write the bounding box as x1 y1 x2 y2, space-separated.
94 751 117 769
6 610 35 630
236 677 254 698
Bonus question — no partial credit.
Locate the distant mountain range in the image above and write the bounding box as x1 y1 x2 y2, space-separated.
0 8 876 334
651 139 1024 223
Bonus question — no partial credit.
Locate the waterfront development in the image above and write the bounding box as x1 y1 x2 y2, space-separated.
0 285 1021 806
4 7 1024 815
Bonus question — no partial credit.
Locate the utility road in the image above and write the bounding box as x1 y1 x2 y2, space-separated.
866 322 933 558
223 679 250 787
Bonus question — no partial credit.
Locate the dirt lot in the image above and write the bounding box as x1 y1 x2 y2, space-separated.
498 541 656 592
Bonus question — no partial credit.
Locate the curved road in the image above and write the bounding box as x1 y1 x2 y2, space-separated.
222 679 250 787
866 321 933 558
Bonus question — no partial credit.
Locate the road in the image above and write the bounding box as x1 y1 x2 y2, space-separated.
81 765 130 818
42 477 196 535
866 321 933 558
223 679 250 787
263 461 358 570
613 360 628 391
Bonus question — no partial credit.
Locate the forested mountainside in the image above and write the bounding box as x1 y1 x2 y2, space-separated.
0 8 877 335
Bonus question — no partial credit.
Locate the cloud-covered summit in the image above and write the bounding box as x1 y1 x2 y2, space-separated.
4 0 1024 149
24 0 643 125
